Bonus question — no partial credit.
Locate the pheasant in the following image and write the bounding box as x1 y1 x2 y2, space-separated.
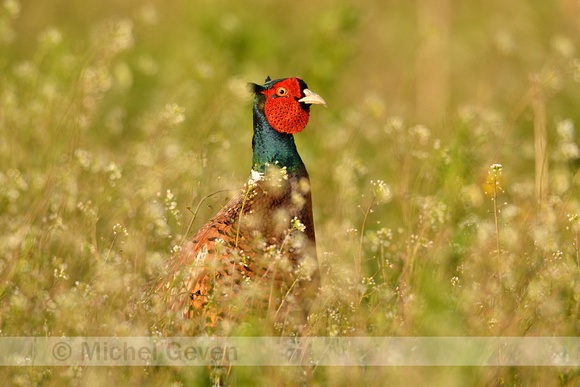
158 77 326 331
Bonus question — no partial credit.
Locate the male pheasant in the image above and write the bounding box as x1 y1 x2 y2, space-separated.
159 77 325 331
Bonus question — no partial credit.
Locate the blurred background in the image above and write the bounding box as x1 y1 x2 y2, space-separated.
1 0 580 385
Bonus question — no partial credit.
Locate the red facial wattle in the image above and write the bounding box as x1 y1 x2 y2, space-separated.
262 78 311 134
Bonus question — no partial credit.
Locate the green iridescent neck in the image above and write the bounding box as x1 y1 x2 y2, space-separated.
251 98 306 175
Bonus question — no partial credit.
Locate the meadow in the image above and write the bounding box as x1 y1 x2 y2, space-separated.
1 0 580 385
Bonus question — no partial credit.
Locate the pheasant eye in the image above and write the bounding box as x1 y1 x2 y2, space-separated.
275 87 288 97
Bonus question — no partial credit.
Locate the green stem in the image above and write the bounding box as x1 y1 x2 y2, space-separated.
358 194 376 285
493 176 503 287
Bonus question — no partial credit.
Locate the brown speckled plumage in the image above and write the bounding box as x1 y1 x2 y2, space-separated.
168 170 317 326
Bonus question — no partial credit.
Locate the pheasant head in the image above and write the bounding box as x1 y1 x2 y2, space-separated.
249 77 326 174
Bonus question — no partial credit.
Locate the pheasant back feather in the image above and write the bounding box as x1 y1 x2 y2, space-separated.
166 169 317 327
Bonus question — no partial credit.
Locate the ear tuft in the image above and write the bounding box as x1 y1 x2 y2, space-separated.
247 82 265 94
265 76 271 82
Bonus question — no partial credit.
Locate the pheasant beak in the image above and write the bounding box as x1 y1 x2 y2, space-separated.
298 89 327 107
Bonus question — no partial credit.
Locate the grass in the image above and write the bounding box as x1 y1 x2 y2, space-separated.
1 0 580 385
